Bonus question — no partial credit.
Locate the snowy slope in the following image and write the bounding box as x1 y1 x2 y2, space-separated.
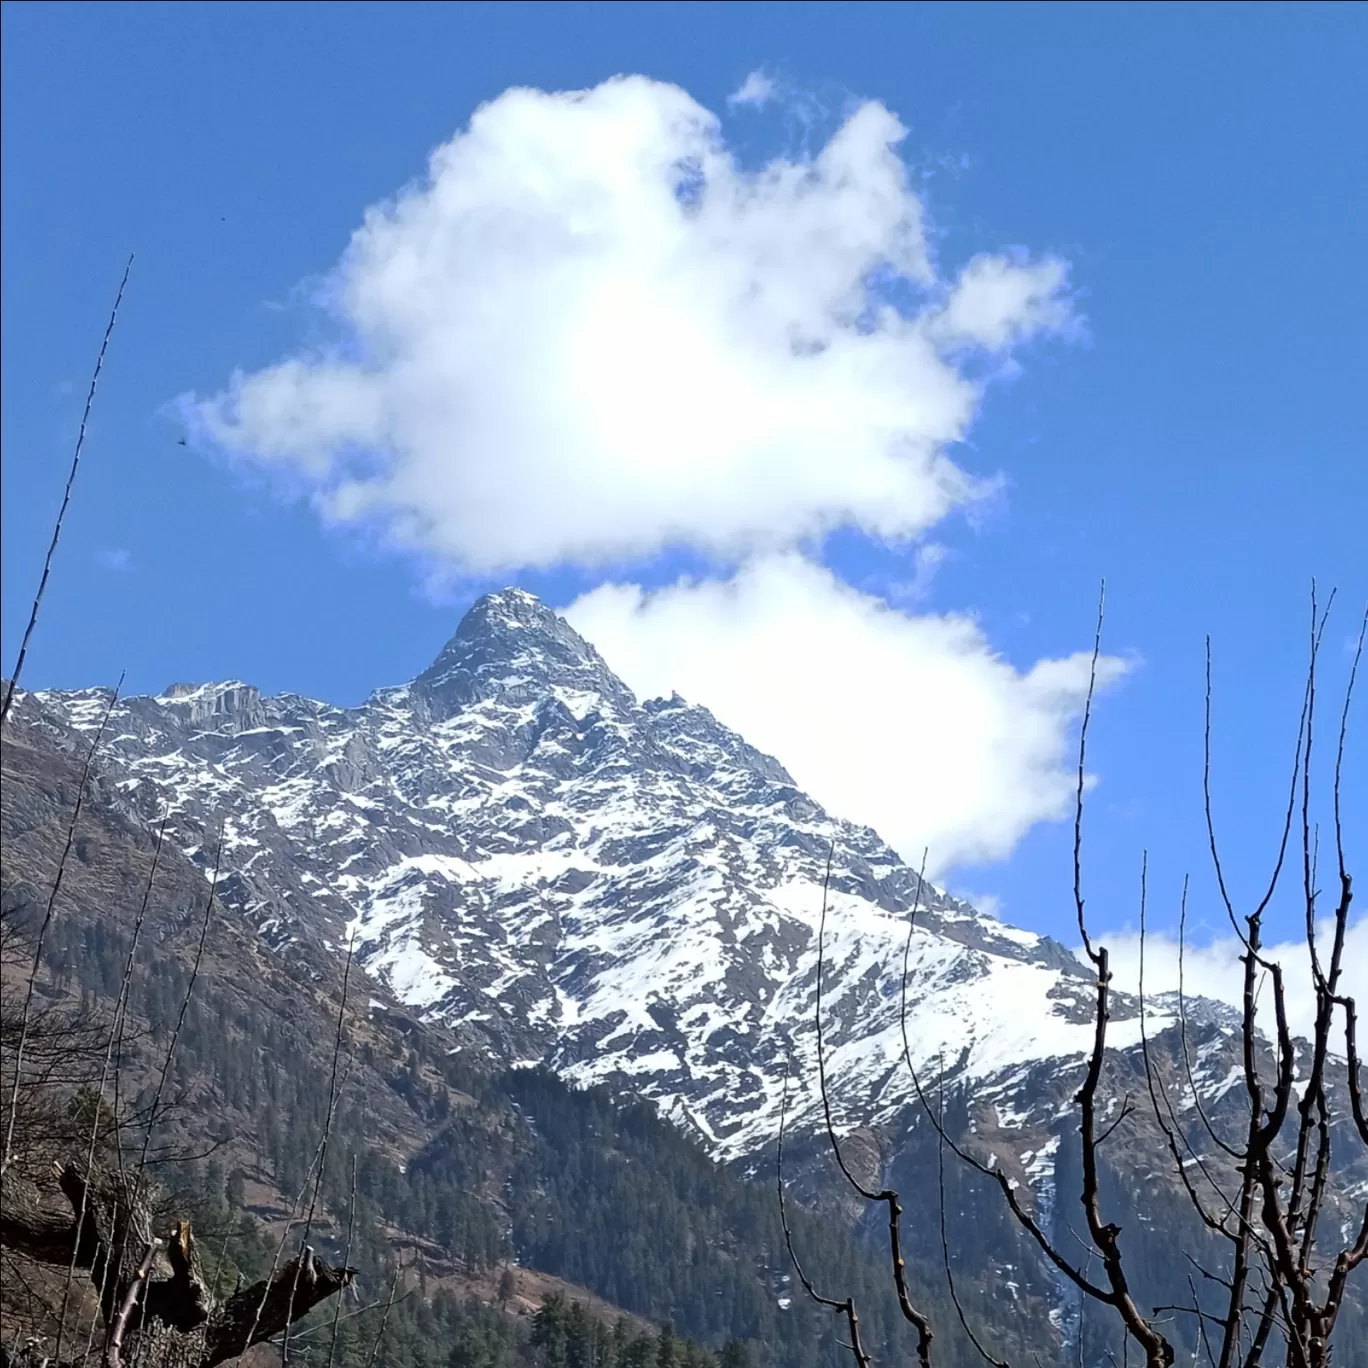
28 589 1175 1160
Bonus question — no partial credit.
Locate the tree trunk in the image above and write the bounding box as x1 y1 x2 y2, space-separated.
1 1162 353 1368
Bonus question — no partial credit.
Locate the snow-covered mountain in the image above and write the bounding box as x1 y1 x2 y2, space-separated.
16 591 1366 1363
24 588 1184 1161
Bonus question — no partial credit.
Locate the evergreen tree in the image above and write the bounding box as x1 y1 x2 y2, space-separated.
655 1321 676 1368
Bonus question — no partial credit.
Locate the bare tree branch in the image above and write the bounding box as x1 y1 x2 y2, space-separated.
937 1072 1009 1368
324 1155 359 1368
281 928 357 1365
777 1058 873 1368
102 1239 157 1368
1 255 133 729
3 676 125 1180
813 843 935 1360
362 1256 404 1368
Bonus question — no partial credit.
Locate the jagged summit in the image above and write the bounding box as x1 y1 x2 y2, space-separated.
446 587 574 648
412 588 634 719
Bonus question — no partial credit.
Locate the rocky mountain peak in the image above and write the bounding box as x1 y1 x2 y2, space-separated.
411 588 634 719
14 595 1200 1163
457 587 569 638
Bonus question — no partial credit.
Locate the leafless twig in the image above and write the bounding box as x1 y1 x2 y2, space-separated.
101 1239 158 1368
777 1056 872 1367
936 1071 1009 1367
813 844 934 1362
134 828 222 1179
324 1156 359 1368
362 1257 404 1368
281 930 357 1365
55 813 168 1356
3 675 125 1180
1 254 133 728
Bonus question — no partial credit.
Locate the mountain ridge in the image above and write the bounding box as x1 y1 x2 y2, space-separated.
20 588 1156 1163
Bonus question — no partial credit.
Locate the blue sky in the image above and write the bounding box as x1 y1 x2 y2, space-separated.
3 2 1364 965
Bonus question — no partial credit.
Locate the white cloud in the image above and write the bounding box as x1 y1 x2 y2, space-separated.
952 889 1004 921
565 553 1126 873
191 75 1071 575
929 252 1074 352
886 541 950 602
728 70 777 109
1095 919 1367 1043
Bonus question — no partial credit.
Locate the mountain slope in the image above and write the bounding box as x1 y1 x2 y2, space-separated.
1 714 964 1368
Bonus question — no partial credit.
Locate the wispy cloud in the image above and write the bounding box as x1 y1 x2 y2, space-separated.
1091 918 1366 1042
96 548 131 572
727 70 777 109
886 542 950 603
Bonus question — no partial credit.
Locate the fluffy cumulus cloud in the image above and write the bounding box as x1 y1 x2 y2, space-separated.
192 75 1069 574
566 555 1126 872
1097 919 1367 1043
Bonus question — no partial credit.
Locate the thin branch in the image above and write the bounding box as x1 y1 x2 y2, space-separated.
1203 634 1312 953
937 1073 1010 1367
1299 585 1335 990
898 864 1113 1305
1337 993 1368 1147
1330 604 1365 924
244 955 362 1361
1174 877 1241 1160
813 844 936 1353
109 815 172 1167
910 588 1171 1365
1075 582 1106 966
1094 1096 1135 1148
362 1257 404 1368
816 845 870 1196
324 1156 359 1368
1330 611 1366 1147
1073 926 1171 1364
56 813 168 1355
134 828 221 1180
1238 1283 1281 1368
102 1238 158 1368
69 822 222 1366
282 929 357 1365
1187 1274 1216 1368
1 254 133 728
287 1286 421 1346
3 675 125 1180
777 1058 872 1368
1136 860 1237 1238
